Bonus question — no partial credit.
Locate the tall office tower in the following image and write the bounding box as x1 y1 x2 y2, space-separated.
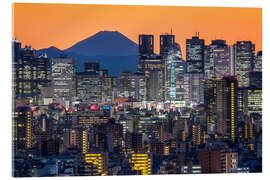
131 73 146 101
235 41 255 87
13 45 50 102
212 40 231 78
84 62 100 72
51 57 76 101
164 43 185 101
119 71 133 98
160 33 175 57
104 76 116 103
186 33 205 73
186 33 205 104
204 40 231 79
125 132 143 153
148 70 164 101
129 154 152 175
83 153 108 176
142 58 165 101
13 106 34 152
184 73 204 105
204 79 217 134
75 72 104 103
197 150 221 173
254 51 262 72
138 35 154 73
216 76 239 143
204 45 214 80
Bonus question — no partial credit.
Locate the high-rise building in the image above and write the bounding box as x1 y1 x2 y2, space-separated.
164 43 185 101
104 76 116 103
148 70 164 101
138 35 154 73
186 33 205 73
185 33 205 105
217 76 239 143
119 71 133 98
204 40 232 79
13 106 34 152
131 73 146 101
139 35 154 57
129 154 152 175
204 76 239 143
212 40 231 78
204 79 217 134
51 57 76 101
13 45 50 102
160 33 175 57
75 72 104 103
184 73 204 105
139 58 165 101
235 41 255 87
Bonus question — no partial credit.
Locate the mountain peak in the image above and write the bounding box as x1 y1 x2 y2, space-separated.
65 31 138 56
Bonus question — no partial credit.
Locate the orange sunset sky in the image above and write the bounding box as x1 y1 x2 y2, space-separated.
13 3 262 58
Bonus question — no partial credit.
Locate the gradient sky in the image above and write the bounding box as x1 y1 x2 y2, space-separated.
13 3 262 58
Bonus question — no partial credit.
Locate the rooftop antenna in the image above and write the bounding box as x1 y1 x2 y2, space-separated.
171 28 173 35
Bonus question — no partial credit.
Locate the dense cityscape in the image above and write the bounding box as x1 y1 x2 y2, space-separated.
12 31 262 177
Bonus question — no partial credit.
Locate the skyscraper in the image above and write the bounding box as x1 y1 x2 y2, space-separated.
186 33 205 73
138 35 154 73
185 33 205 105
164 43 185 101
235 41 255 87
75 72 104 103
51 57 76 101
13 45 50 102
160 33 175 57
212 40 231 78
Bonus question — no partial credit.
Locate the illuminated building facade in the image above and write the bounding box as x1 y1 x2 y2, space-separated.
13 44 50 102
119 71 133 98
160 33 175 57
13 106 34 152
83 153 108 176
75 72 104 103
129 154 152 175
164 43 185 101
186 33 205 105
138 34 154 73
51 57 76 101
235 41 255 87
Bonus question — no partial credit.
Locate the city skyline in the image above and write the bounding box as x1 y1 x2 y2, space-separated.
13 3 262 58
12 3 262 177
